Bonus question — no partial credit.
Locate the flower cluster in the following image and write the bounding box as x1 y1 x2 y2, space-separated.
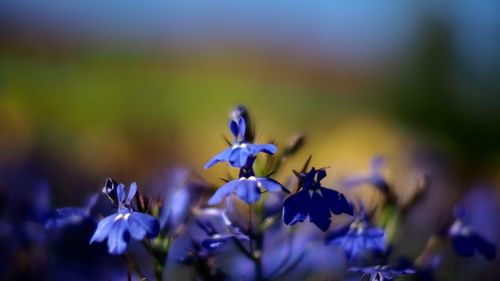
204 115 288 205
39 106 497 281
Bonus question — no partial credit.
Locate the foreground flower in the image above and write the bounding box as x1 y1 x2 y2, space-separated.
349 264 415 281
204 117 276 169
283 167 353 231
90 182 159 255
209 175 288 205
326 213 385 258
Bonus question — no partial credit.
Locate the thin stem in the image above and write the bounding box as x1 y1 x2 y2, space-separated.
247 205 264 281
143 238 168 281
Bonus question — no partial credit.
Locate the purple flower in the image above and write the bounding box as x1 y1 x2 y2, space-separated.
341 156 389 194
448 189 497 261
326 214 385 259
194 208 249 252
449 213 496 260
349 264 415 281
204 117 276 169
45 194 98 229
90 182 159 255
282 168 353 232
209 176 287 205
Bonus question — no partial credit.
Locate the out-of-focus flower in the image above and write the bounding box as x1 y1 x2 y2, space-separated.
283 168 353 231
160 188 189 227
159 168 195 231
348 264 415 281
204 117 276 169
174 207 248 266
341 156 390 194
326 211 385 259
196 207 249 251
448 208 496 260
90 182 159 255
45 194 98 229
198 223 249 252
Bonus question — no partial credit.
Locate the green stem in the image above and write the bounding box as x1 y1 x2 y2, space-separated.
248 205 264 281
143 238 169 281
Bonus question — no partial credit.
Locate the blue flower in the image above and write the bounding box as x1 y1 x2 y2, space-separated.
194 208 249 252
341 156 389 194
326 213 385 259
45 194 98 229
348 264 415 281
282 167 353 231
204 117 276 169
159 169 192 231
208 175 287 205
449 212 496 260
90 182 159 255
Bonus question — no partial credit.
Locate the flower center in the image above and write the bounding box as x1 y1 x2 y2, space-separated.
114 213 131 221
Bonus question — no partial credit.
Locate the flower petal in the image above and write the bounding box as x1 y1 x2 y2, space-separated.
283 190 310 225
472 234 496 260
238 117 246 140
228 146 249 168
229 120 239 139
452 235 475 257
90 214 117 243
309 192 331 231
321 187 353 215
316 169 327 182
107 218 130 255
341 176 371 188
370 156 385 175
204 147 233 169
160 188 190 229
236 179 261 204
116 183 126 205
126 182 137 205
247 143 277 155
208 180 239 205
128 212 160 240
257 178 287 193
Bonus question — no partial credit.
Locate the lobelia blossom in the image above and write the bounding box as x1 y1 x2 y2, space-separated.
448 208 496 260
283 167 353 231
191 208 249 252
204 117 276 169
326 210 385 259
90 182 159 255
208 158 289 205
348 264 415 281
341 156 390 194
45 194 98 229
198 218 249 251
158 168 197 231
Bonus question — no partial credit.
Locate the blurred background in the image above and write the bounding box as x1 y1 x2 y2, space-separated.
1 1 500 280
